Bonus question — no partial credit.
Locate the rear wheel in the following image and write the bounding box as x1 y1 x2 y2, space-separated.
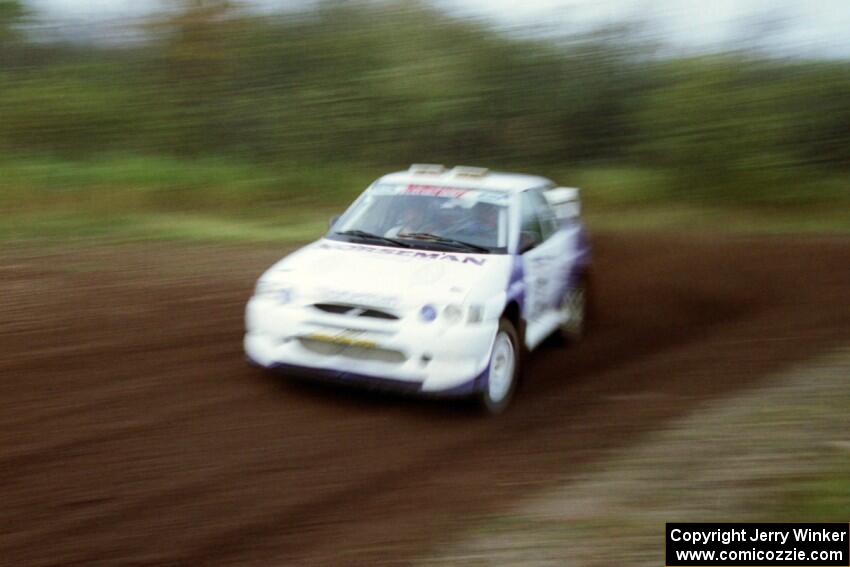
559 273 591 343
478 318 520 415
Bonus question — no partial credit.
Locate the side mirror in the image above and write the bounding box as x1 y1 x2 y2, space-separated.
328 214 342 230
519 230 541 254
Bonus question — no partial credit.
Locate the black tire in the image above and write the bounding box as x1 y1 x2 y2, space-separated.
478 318 521 415
559 271 593 344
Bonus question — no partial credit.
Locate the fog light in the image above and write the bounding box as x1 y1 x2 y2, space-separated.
420 304 437 322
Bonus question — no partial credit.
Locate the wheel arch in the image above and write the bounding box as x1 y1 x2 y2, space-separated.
500 299 527 355
501 299 521 328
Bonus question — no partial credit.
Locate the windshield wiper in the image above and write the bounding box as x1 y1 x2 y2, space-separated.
335 230 411 248
398 232 491 253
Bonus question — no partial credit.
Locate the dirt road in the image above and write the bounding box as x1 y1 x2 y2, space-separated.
1 233 848 566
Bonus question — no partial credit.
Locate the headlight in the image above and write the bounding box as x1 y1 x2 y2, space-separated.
420 303 485 324
254 280 293 303
443 304 464 324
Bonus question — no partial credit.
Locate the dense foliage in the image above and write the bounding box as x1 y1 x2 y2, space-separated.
1 0 849 204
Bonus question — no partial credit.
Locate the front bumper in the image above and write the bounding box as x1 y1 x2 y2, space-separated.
244 296 498 395
245 358 489 398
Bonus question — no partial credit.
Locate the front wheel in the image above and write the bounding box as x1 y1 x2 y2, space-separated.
478 318 520 415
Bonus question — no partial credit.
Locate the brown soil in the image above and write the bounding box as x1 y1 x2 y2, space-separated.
1 233 848 566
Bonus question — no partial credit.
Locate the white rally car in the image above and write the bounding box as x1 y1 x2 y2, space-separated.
245 165 592 413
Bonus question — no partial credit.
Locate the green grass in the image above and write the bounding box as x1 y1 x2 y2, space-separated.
0 212 335 245
771 456 850 521
565 166 674 205
563 164 850 207
565 165 850 234
584 202 850 234
0 154 381 244
0 153 379 211
1 156 849 245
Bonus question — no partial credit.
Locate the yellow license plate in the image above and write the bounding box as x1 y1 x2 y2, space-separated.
307 332 377 349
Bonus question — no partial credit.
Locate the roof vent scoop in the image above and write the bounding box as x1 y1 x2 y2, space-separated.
408 164 446 175
450 166 489 178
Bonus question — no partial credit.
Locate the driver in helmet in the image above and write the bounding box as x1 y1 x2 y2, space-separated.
450 202 499 243
385 202 433 237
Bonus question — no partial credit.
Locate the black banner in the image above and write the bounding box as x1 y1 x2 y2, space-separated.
666 523 849 566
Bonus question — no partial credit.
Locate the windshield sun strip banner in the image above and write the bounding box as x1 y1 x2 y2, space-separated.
370 182 508 204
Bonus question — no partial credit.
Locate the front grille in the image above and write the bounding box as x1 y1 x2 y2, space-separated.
312 303 399 320
312 303 351 315
359 309 397 320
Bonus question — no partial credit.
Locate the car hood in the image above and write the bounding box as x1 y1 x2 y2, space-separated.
260 238 511 309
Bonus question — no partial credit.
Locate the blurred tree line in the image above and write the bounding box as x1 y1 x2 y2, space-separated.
1 0 849 203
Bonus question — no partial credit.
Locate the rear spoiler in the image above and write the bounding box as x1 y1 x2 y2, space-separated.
544 187 581 219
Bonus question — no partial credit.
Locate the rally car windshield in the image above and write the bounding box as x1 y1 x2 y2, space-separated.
329 184 510 254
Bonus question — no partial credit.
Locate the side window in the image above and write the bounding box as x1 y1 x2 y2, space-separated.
529 189 560 240
519 192 544 250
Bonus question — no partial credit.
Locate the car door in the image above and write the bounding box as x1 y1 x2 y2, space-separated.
518 189 562 349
